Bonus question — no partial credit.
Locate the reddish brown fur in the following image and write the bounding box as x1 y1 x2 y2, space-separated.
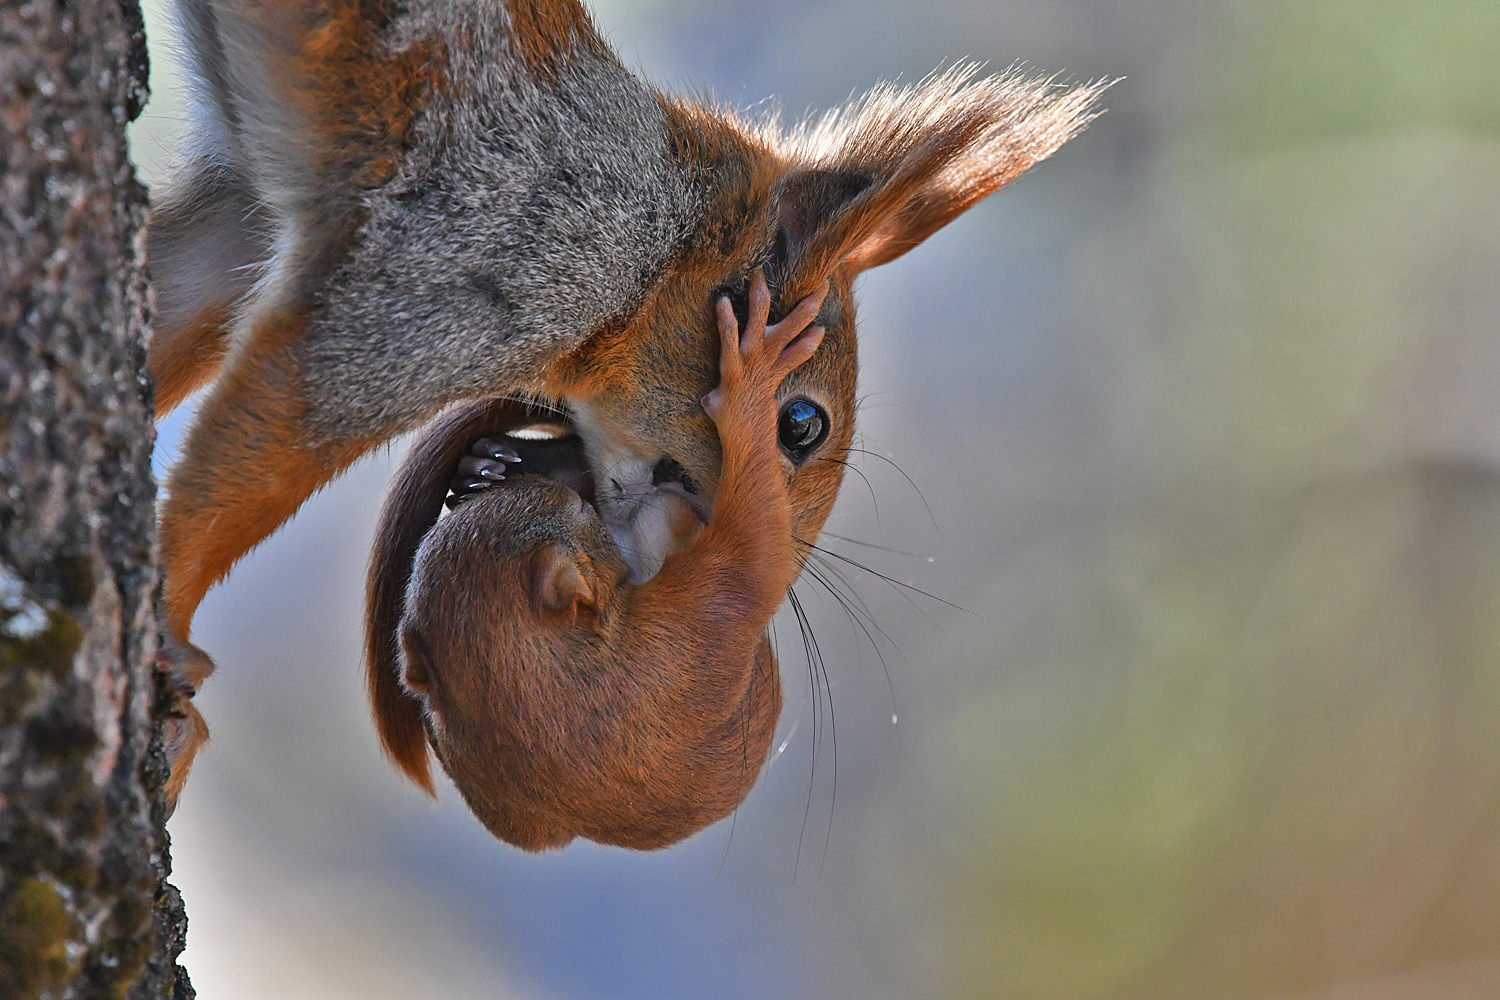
149 303 234 415
160 309 373 654
396 274 815 849
364 398 539 793
504 0 610 78
266 0 442 192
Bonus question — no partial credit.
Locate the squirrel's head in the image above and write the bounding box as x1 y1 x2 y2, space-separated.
548 70 1102 582
398 476 621 851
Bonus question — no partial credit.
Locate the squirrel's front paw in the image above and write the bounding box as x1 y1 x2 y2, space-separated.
446 437 522 509
702 268 827 433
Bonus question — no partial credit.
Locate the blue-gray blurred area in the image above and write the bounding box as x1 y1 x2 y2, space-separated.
129 1 1500 998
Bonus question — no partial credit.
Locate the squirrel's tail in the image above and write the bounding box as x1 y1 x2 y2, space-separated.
364 397 536 793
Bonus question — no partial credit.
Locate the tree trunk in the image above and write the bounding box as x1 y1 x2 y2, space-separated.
1 0 191 996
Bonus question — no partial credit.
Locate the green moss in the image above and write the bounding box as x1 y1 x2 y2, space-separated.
55 554 96 608
1 609 84 679
0 877 77 996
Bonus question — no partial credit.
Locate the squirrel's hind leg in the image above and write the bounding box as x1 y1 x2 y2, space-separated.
149 305 235 415
160 310 375 645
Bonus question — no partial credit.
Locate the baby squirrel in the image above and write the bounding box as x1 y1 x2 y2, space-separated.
147 0 1103 804
390 272 820 850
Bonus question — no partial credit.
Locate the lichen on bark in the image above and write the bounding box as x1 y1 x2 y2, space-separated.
1 0 190 995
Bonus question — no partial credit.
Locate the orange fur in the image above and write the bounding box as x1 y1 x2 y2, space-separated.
160 311 374 641
504 0 609 78
281 0 441 190
149 303 234 415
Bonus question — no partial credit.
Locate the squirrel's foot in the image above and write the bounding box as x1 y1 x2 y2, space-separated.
160 695 209 815
156 631 215 815
446 437 521 508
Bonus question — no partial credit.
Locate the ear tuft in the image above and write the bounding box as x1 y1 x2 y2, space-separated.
762 65 1111 278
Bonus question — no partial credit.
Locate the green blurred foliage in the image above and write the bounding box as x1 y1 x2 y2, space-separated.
1199 0 1500 154
880 4 1500 998
920 467 1500 999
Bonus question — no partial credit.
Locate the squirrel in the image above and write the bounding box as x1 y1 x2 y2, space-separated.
387 271 821 850
146 0 1103 805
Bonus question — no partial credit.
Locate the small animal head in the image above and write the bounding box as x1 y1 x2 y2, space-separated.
399 476 779 851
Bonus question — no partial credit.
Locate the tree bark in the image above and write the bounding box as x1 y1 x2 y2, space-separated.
1 0 191 996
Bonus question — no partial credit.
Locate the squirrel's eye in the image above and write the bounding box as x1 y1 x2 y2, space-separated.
778 398 828 461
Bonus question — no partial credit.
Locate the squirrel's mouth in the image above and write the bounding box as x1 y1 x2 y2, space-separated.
442 405 705 583
487 418 598 509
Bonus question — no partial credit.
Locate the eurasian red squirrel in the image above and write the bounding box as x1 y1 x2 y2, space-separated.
384 271 819 850
147 0 1102 807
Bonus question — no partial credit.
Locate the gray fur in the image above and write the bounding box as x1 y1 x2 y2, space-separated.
151 0 1101 448
152 0 704 443
147 0 269 336
148 160 267 333
302 3 702 443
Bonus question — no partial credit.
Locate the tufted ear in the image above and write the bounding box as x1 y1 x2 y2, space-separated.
768 67 1107 289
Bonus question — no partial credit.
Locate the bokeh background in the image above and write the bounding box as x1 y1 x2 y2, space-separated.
129 1 1500 997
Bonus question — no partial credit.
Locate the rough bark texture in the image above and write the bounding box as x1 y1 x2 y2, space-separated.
1 0 191 996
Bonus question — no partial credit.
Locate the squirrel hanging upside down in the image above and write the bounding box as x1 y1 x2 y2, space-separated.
148 0 1103 816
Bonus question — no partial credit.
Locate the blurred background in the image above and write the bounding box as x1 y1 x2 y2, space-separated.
129 1 1500 997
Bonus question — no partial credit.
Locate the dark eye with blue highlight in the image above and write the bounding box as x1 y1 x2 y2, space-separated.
778 398 828 462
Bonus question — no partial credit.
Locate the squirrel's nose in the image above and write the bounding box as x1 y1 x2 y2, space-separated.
650 456 700 495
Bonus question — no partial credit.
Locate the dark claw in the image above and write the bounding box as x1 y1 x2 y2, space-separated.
452 474 493 493
472 437 522 463
458 455 509 481
446 474 497 509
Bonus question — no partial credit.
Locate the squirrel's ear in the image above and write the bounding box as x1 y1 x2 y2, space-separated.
532 546 597 619
772 67 1107 281
398 622 435 697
